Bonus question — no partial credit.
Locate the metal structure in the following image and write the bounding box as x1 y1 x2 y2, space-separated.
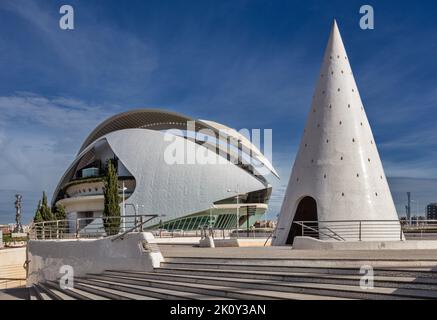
294 219 437 241
406 192 411 222
29 214 159 240
273 20 400 245
13 194 24 233
28 214 271 240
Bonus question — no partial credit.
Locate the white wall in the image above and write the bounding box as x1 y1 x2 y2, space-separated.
27 232 163 285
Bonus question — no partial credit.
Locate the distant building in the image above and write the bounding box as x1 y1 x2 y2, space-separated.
0 225 11 236
253 220 276 229
427 204 437 220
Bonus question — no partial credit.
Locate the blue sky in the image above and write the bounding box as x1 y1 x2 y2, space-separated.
1 0 437 224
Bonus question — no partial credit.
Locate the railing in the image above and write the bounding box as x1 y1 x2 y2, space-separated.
29 214 160 240
29 216 272 241
293 220 404 241
400 219 437 239
150 227 273 239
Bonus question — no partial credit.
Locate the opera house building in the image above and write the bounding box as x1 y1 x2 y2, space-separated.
52 109 278 233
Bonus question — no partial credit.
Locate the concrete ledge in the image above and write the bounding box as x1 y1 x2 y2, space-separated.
214 238 271 247
155 237 201 245
293 236 437 250
27 232 163 285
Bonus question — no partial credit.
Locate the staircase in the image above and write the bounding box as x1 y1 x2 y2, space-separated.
29 256 437 300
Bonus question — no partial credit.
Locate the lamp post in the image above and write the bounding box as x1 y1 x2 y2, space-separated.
125 203 144 231
227 185 242 239
411 199 421 225
119 181 128 232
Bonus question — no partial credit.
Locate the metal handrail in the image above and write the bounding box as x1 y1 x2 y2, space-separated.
29 214 161 240
293 221 345 241
322 226 346 241
111 215 161 241
293 220 403 241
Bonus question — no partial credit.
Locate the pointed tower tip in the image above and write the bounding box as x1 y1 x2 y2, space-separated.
326 18 343 52
331 19 339 32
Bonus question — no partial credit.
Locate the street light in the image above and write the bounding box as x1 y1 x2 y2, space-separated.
125 203 145 231
227 185 242 239
411 199 423 225
119 181 128 231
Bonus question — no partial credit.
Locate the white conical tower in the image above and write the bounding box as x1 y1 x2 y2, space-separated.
273 20 400 245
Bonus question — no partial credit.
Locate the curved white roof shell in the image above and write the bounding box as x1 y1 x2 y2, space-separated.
105 129 267 219
54 129 268 220
53 109 277 221
77 109 278 178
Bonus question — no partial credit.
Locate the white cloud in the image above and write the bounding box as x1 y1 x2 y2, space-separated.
0 92 118 196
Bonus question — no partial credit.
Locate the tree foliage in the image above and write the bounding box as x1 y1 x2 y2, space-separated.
53 204 66 220
33 200 43 223
33 192 54 223
103 159 121 236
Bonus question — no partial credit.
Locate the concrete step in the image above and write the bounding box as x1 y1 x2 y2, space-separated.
160 261 437 278
52 284 110 300
44 281 107 300
94 272 353 300
103 270 436 299
155 266 437 291
33 284 56 300
39 283 76 300
164 256 437 268
28 286 39 300
72 281 148 300
32 281 111 300
79 275 213 300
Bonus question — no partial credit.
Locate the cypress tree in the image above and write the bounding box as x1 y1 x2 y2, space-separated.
103 159 120 236
33 200 43 223
53 204 66 220
53 204 67 236
40 191 54 221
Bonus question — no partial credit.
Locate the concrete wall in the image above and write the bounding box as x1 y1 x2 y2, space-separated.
0 247 27 289
27 232 163 285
